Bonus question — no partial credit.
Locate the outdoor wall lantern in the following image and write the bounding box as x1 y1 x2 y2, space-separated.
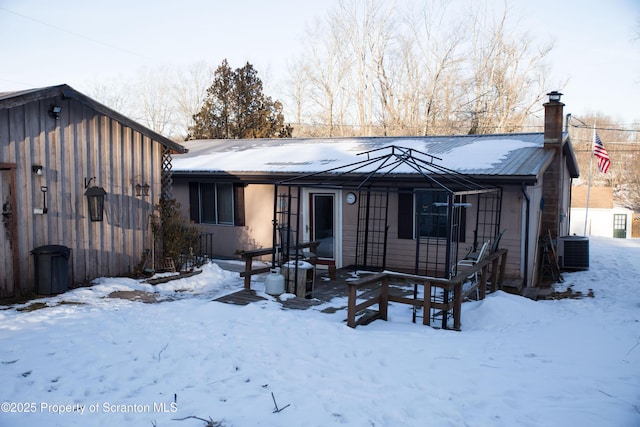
84 177 106 222
135 183 150 197
547 91 563 102
49 105 62 120
32 165 43 175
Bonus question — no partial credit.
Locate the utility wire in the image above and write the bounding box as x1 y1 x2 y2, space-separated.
0 6 154 61
568 115 640 133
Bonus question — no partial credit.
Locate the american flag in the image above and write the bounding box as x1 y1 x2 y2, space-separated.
593 132 610 174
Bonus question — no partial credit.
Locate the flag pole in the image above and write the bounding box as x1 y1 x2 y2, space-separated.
583 124 595 236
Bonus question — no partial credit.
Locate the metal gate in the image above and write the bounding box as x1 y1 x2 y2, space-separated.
355 190 389 270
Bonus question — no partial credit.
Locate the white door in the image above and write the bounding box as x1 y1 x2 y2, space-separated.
303 189 342 267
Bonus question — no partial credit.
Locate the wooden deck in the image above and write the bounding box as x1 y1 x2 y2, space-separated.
214 248 508 330
213 267 413 313
214 267 354 310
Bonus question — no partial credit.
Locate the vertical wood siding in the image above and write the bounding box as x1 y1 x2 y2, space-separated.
0 95 164 295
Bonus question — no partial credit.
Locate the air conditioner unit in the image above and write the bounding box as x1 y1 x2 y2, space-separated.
557 236 589 270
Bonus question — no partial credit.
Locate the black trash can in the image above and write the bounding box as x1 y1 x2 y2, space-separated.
31 245 71 295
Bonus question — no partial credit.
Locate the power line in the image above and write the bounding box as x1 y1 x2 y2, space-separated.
568 115 640 133
0 6 154 62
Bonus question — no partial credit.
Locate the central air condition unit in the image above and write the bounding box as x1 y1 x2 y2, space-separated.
557 236 589 270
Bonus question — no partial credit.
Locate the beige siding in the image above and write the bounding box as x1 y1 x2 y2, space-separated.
174 182 276 259
341 190 524 280
171 181 539 287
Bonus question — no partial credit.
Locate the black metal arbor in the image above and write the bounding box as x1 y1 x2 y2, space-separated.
272 145 502 292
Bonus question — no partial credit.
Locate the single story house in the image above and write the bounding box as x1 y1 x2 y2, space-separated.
569 185 634 238
172 92 579 289
0 84 186 298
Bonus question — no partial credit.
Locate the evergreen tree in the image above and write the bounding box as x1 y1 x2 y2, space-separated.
187 60 292 140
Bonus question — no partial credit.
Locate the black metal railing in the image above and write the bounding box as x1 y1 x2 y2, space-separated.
179 233 215 271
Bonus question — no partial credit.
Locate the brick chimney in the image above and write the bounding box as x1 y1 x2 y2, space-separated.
543 91 564 146
540 90 566 247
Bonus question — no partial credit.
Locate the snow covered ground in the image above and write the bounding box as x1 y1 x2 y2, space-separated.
1 236 639 427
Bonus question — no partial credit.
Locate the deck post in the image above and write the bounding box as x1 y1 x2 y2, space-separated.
479 265 488 300
498 250 508 288
423 280 431 326
244 257 253 289
453 282 462 330
490 257 499 293
379 276 389 321
347 283 357 328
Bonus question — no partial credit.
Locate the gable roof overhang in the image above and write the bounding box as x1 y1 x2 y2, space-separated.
0 84 187 154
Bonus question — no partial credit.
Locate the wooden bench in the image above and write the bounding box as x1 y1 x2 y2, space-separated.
237 241 320 290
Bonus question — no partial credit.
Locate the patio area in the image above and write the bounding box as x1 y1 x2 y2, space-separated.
213 265 368 311
214 246 508 330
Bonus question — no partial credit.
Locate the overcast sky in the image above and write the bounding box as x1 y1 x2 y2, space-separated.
1 0 639 124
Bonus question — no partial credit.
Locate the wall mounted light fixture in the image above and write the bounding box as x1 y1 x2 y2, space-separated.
41 186 48 214
135 183 151 197
84 177 106 222
32 165 43 175
49 105 62 120
85 185 106 222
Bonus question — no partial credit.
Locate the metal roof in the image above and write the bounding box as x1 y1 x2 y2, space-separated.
174 132 577 182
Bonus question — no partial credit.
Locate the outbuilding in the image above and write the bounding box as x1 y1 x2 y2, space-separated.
0 84 186 298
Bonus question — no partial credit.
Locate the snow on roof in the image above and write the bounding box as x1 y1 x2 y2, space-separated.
173 134 545 176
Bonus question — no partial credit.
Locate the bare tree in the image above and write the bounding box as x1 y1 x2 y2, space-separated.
283 58 309 133
134 66 177 137
405 1 466 135
464 4 553 134
297 17 352 136
88 63 213 140
87 77 133 116
569 114 640 210
333 0 396 135
288 0 558 137
172 61 214 140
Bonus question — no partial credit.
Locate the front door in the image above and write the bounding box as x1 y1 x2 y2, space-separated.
309 193 335 262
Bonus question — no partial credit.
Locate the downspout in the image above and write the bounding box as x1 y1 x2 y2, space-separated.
272 184 279 267
521 183 530 289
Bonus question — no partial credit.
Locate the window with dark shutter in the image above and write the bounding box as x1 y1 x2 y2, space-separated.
397 189 466 242
189 181 245 226
233 184 245 226
416 190 448 238
188 182 200 223
397 189 413 239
